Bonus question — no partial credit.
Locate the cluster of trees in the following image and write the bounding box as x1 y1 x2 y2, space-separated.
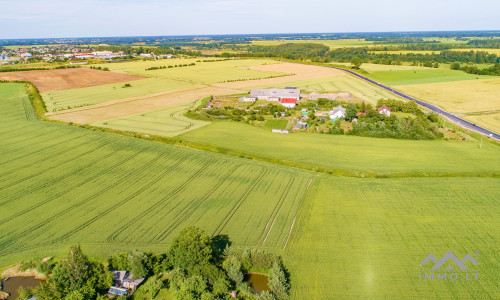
248 43 330 60
89 66 109 71
21 227 289 299
145 63 195 71
376 99 420 114
451 62 500 75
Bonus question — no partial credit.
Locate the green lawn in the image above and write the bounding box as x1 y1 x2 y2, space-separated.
181 122 500 176
263 119 289 130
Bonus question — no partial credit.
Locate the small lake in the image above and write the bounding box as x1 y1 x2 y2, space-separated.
244 273 270 294
1 277 42 300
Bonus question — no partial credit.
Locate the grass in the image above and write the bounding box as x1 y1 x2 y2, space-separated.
91 99 210 137
364 69 490 86
42 78 197 112
91 59 287 84
397 78 500 113
285 176 500 299
181 121 500 176
247 75 401 105
0 83 313 266
263 119 288 130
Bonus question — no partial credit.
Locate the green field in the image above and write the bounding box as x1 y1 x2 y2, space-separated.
91 99 209 136
91 59 287 84
42 78 198 112
286 176 500 299
0 83 313 266
248 75 401 105
1 83 500 299
263 119 289 130
181 122 500 175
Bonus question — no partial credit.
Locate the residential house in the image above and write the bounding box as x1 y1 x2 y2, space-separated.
329 105 346 120
295 121 308 129
281 98 297 108
378 106 392 116
107 270 144 297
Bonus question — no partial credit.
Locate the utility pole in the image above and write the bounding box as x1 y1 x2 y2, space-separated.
480 137 483 149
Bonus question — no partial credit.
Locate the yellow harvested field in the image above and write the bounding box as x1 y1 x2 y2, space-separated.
214 62 345 89
397 78 500 113
368 50 438 55
464 113 500 134
334 62 429 72
47 86 241 124
449 48 500 55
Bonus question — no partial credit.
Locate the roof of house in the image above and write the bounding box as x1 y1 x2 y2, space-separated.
378 106 392 112
329 105 346 115
250 88 301 98
281 98 297 104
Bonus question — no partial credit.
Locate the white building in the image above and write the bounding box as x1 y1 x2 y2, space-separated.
239 97 257 102
329 105 346 120
250 88 301 100
378 106 392 116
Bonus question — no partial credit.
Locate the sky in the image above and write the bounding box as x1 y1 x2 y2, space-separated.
1 0 500 39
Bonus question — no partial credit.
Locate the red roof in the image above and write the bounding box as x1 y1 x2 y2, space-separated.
378 106 391 112
281 98 297 104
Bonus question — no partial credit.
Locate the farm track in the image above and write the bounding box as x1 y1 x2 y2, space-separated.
2 152 170 251
0 151 146 247
260 176 295 246
212 168 269 237
106 158 216 243
152 164 242 242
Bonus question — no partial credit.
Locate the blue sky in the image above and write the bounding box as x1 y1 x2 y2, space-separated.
1 0 499 39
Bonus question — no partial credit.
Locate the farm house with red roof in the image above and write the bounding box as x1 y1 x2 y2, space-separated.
378 106 392 116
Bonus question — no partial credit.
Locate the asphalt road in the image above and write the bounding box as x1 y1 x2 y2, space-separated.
329 66 500 141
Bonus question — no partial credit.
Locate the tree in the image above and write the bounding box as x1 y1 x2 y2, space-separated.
169 226 212 269
351 56 363 69
269 262 290 300
345 103 358 121
223 257 243 286
128 250 148 279
143 276 164 299
450 62 461 70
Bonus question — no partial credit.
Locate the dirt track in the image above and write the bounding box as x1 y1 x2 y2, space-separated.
0 68 142 92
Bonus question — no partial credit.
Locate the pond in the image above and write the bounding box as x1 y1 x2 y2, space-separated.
244 273 270 294
1 277 43 300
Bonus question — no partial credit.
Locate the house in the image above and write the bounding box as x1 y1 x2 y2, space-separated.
108 270 144 296
328 105 346 120
250 88 301 100
378 106 391 116
357 109 367 117
281 98 297 108
296 121 308 129
268 97 280 102
239 97 256 102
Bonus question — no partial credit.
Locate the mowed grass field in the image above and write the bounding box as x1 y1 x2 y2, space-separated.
91 59 287 84
42 78 198 112
0 83 313 265
91 99 210 136
249 75 400 105
181 122 500 175
285 176 500 299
